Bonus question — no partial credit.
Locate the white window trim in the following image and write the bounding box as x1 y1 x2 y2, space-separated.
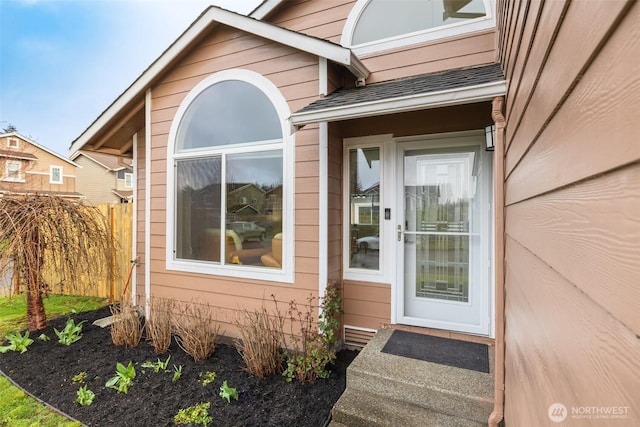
49 165 63 184
3 160 24 182
165 69 295 283
341 0 496 57
7 137 19 149
343 134 393 284
124 172 133 188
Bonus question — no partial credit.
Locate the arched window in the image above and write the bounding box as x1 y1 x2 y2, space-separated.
166 69 293 282
342 0 494 56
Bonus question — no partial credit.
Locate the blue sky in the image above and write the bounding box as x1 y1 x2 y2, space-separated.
0 0 261 157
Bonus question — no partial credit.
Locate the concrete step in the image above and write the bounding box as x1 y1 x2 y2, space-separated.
343 328 494 424
332 388 486 427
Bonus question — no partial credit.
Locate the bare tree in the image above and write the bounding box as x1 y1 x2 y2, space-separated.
0 194 115 330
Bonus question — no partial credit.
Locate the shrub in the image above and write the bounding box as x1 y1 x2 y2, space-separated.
109 301 144 348
174 301 220 362
283 280 343 383
233 301 285 378
145 296 174 354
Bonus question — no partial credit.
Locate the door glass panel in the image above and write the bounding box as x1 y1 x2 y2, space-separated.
349 147 380 270
404 147 479 304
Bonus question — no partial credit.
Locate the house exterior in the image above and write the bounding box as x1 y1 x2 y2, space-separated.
69 1 639 425
0 132 81 199
71 150 134 204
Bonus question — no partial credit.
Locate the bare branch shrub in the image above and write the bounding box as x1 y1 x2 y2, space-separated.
0 195 115 330
109 301 144 348
233 298 286 378
174 301 221 362
146 296 174 354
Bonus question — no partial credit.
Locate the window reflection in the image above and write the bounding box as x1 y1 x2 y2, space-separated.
349 147 380 270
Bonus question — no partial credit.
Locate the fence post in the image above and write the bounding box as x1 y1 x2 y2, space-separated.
109 204 116 303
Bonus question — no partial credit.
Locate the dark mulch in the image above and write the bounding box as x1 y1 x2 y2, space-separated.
0 307 357 426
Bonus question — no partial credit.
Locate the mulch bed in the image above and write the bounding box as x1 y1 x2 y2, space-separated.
0 306 357 426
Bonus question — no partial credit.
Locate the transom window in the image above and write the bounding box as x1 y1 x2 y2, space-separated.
167 70 293 282
342 0 494 56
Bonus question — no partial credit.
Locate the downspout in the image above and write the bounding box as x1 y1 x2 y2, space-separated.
489 96 506 427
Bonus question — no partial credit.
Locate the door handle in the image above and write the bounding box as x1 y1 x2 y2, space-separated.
397 225 402 241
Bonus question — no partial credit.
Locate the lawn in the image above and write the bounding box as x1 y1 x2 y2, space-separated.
0 294 108 427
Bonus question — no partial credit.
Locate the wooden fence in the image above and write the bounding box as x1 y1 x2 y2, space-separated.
42 203 134 302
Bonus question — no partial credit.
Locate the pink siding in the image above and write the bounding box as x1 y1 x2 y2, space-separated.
499 0 640 424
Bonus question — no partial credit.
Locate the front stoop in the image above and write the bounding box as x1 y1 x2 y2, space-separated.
330 329 494 427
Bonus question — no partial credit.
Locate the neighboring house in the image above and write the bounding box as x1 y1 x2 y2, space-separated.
0 132 82 199
69 1 639 425
71 150 133 205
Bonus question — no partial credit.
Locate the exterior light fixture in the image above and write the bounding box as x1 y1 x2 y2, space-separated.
484 124 495 151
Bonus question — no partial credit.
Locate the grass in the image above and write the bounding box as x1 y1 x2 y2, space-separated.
0 293 108 427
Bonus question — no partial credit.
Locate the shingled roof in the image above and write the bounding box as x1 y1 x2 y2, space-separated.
291 63 505 127
297 63 504 114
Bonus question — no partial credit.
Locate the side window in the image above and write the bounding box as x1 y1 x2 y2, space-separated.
348 146 381 271
50 166 63 184
124 173 133 188
167 70 292 282
3 160 23 182
343 0 494 55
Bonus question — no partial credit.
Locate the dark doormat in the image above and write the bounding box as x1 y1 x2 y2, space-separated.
381 330 489 373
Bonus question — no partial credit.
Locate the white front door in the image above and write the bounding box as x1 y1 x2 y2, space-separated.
395 135 491 335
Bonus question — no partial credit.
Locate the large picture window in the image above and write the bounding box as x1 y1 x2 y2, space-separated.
167 70 292 281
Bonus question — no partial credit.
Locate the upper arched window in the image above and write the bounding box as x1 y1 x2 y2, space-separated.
176 80 282 151
167 69 293 283
342 0 494 56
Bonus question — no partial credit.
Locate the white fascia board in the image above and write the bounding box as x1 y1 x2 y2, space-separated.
291 80 506 127
4 131 80 167
210 8 369 79
70 5 369 155
249 0 284 19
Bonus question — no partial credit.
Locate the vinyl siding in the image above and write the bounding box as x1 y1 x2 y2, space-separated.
146 25 322 336
499 0 640 424
74 155 119 205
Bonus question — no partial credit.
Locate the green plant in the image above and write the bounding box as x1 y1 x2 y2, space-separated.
105 361 136 394
71 372 87 384
199 371 216 386
141 355 171 373
173 402 212 426
172 365 183 382
283 281 343 383
38 333 50 342
0 331 34 354
54 318 86 346
75 385 95 406
219 380 238 403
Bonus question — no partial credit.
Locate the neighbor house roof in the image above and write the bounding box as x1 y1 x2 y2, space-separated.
1 132 79 167
72 150 132 171
70 5 369 155
112 189 133 200
291 64 506 127
0 149 38 161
